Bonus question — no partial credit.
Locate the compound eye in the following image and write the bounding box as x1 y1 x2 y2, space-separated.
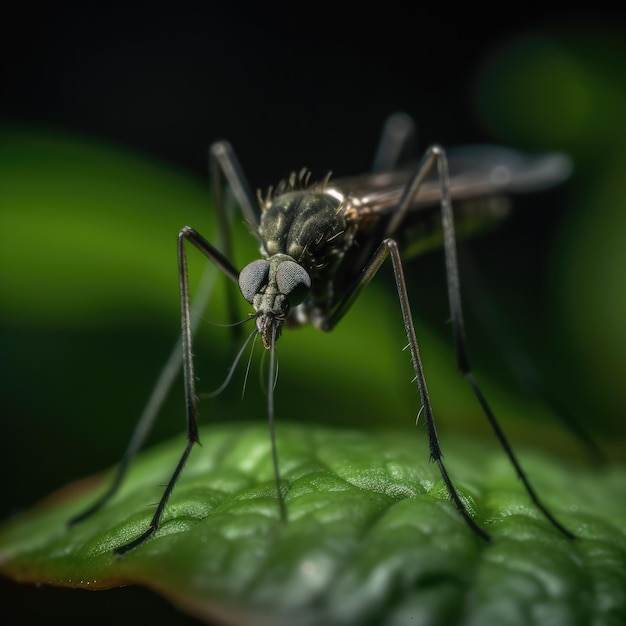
239 260 270 303
275 260 311 306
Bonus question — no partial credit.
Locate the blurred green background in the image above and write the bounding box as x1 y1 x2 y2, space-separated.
1 6 625 625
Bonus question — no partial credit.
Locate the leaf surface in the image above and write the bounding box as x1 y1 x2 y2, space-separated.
1 423 625 626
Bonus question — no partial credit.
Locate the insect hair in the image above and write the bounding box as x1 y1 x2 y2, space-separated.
257 169 333 210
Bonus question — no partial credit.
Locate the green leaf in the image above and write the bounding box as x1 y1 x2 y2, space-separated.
1 422 625 625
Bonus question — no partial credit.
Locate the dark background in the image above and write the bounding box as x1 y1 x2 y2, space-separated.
3 4 533 185
1 4 624 625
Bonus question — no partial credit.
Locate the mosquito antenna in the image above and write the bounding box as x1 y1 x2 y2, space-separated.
268 323 287 522
258 343 268 393
241 329 260 400
202 315 256 329
200 326 258 399
272 352 279 391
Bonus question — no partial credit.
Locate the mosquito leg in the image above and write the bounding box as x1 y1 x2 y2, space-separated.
114 227 240 553
326 145 576 539
210 141 259 336
323 238 491 540
372 112 417 173
70 231 218 527
209 141 259 229
69 148 251 528
74 144 256 538
386 239 492 540
115 438 196 555
459 247 605 464
268 325 287 522
411 146 576 539
69 322 194 526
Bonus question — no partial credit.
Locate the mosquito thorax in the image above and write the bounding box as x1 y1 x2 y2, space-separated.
259 190 348 265
238 253 311 348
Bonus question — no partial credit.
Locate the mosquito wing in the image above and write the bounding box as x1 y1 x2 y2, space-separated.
327 146 572 262
330 146 573 216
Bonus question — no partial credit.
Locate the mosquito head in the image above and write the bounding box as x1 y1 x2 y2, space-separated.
238 254 311 348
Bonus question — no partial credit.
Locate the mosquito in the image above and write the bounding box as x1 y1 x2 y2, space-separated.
70 112 576 553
